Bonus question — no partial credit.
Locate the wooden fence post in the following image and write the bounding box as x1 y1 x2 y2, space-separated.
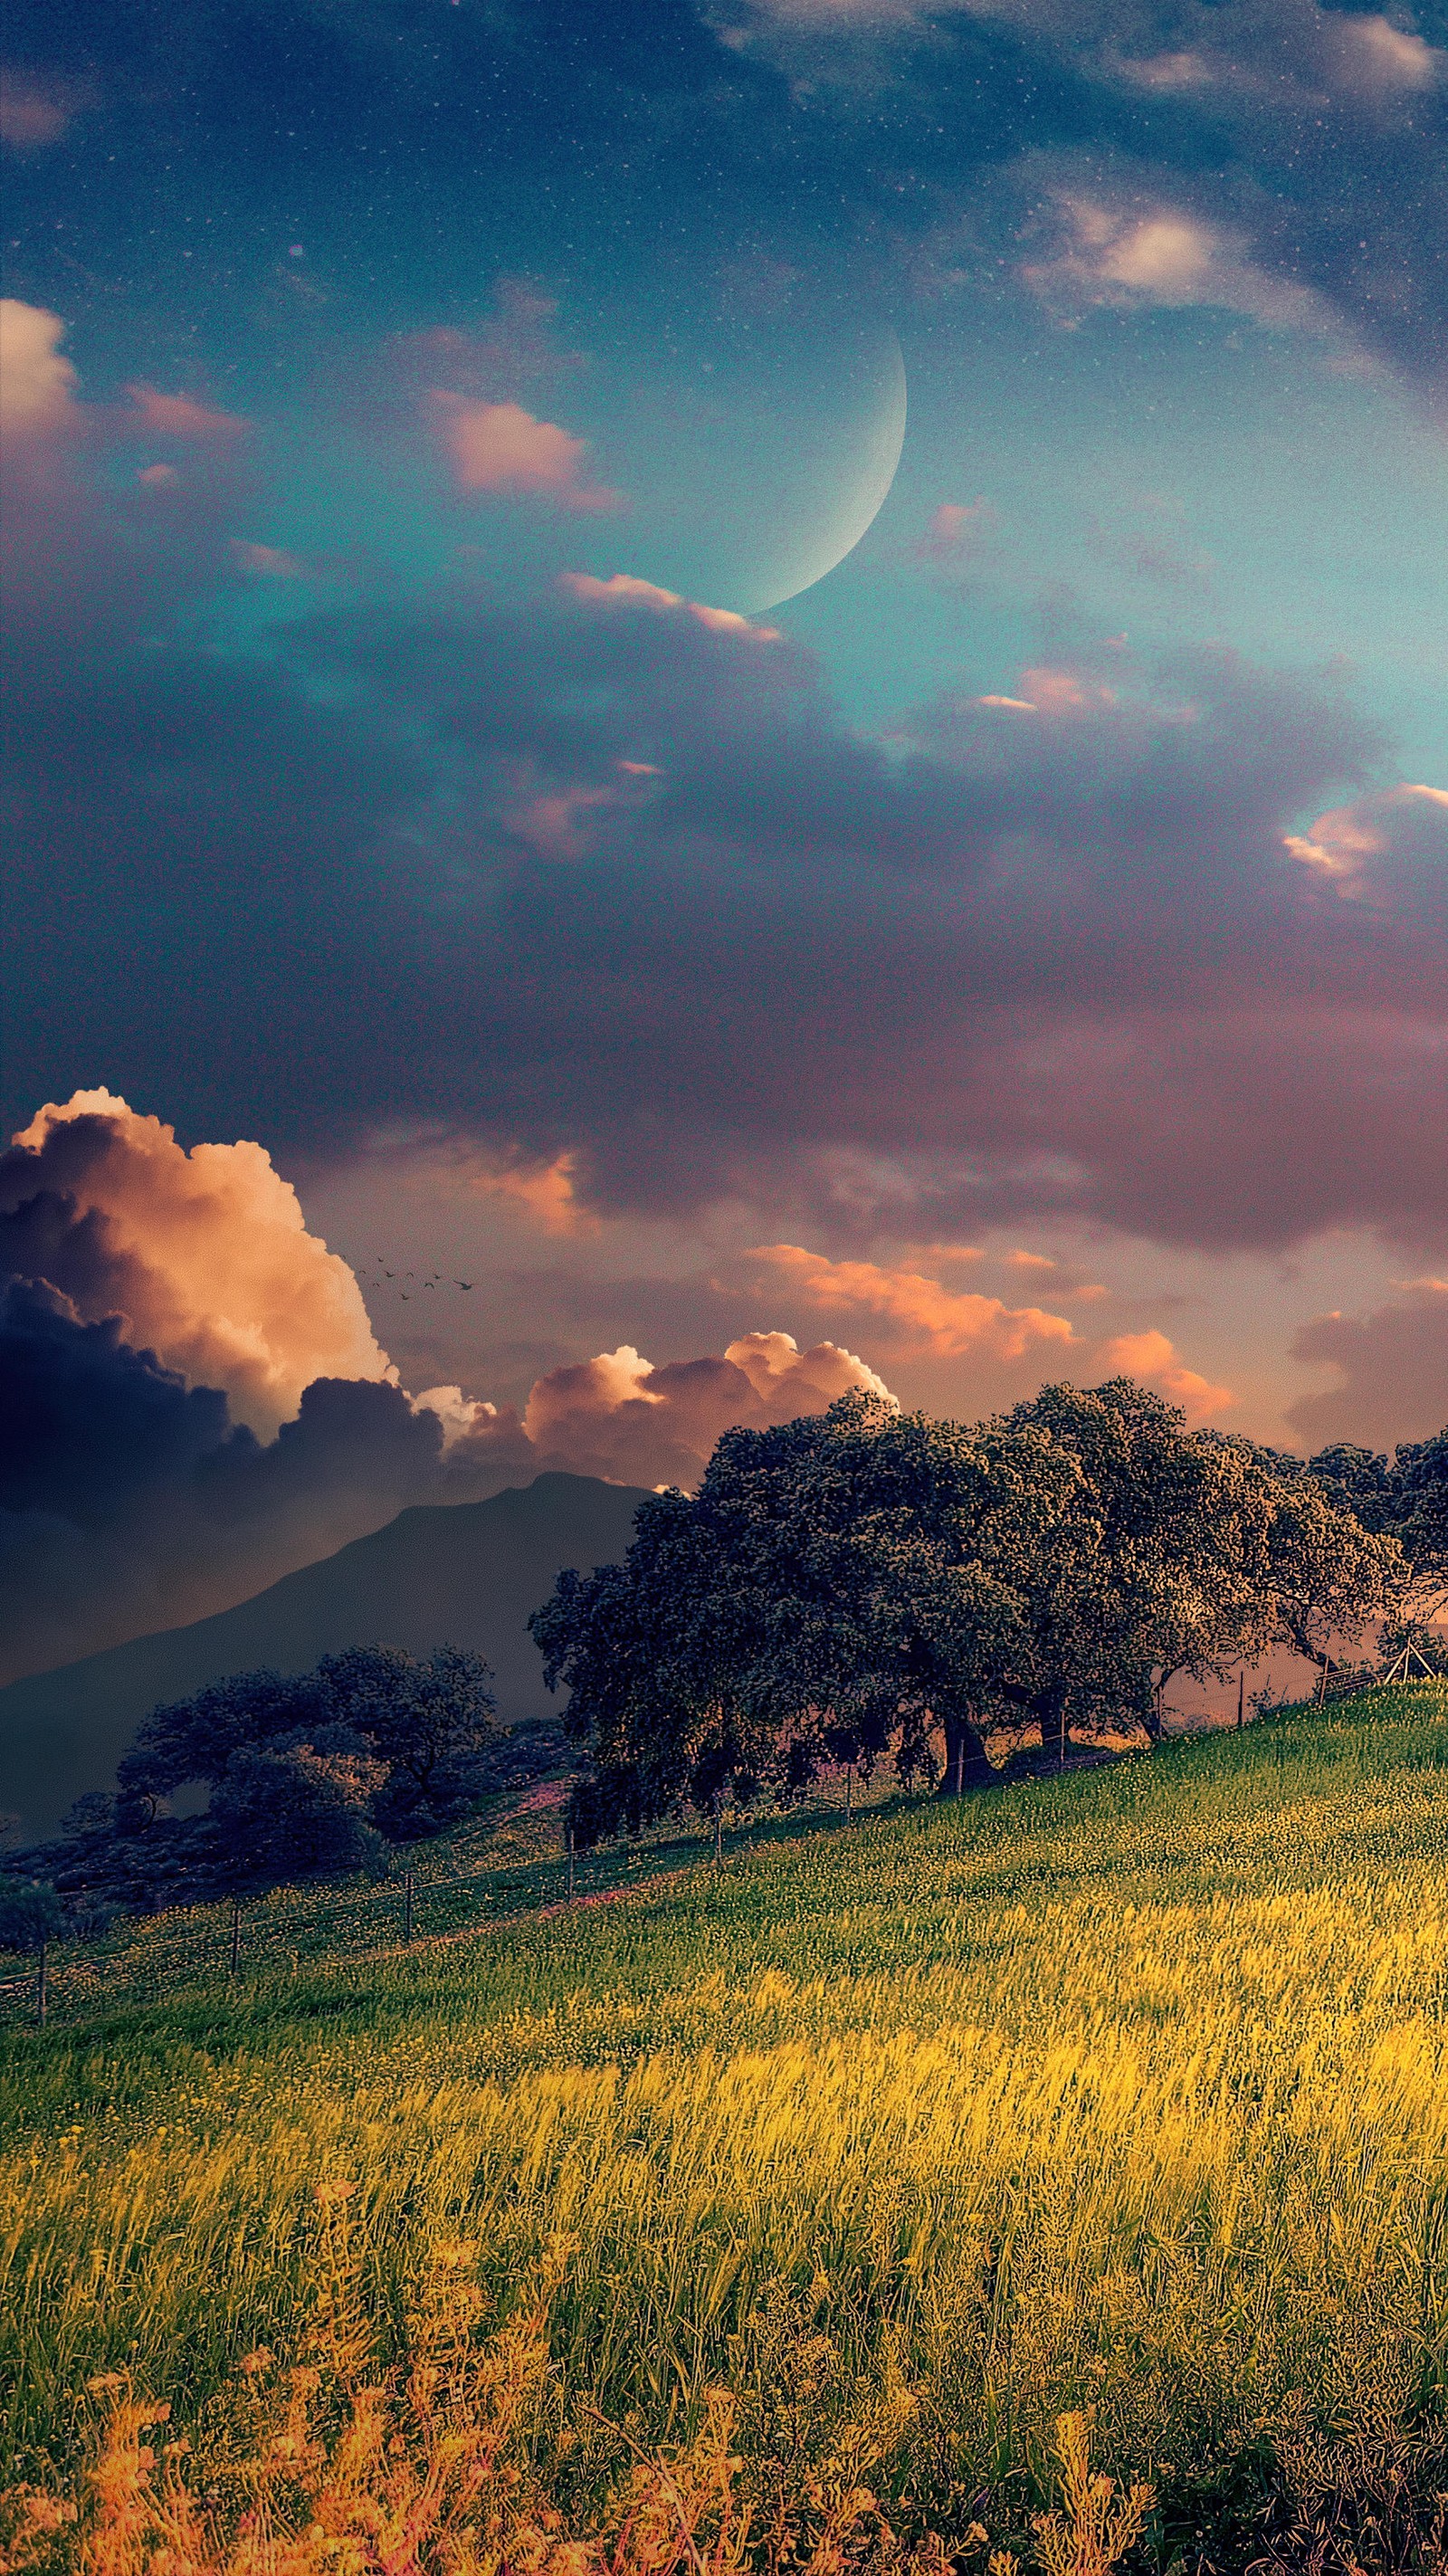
567 1829 576 1902
404 1869 414 1943
229 1893 241 1977
1236 1670 1245 1729
36 1940 47 2028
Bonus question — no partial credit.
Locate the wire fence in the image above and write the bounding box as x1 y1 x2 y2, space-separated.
0 1808 663 2029
0 1771 887 2028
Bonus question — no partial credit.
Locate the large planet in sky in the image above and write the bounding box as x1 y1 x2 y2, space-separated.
584 305 908 615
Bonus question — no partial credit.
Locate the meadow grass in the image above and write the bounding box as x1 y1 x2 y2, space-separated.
3 1686 1447 2562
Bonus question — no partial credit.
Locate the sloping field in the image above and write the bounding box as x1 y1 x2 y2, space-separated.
3 1686 1447 2561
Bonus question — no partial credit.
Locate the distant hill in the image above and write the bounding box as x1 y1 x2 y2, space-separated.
0 1472 647 1837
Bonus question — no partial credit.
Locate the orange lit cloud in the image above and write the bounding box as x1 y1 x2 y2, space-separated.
518 1328 892 1485
431 395 621 511
748 1242 1080 1360
5 1091 393 1437
1094 1328 1234 1424
0 300 80 437
467 1150 598 1236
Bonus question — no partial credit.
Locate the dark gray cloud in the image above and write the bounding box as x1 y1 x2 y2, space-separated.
1288 1279 1448 1448
5 476 1443 1255
0 1276 452 1685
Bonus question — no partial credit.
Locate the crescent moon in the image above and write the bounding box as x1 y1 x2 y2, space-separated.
746 329 907 614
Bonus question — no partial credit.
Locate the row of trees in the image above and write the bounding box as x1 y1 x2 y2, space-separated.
6 1646 501 1914
533 1379 1432 1846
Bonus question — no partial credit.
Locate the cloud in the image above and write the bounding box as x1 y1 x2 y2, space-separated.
1287 1281 1448 1448
231 540 308 579
1 1092 394 1436
0 301 80 437
0 1291 449 1688
558 570 782 640
748 1242 1079 1360
0 70 93 148
431 396 621 511
5 442 1445 1262
1283 783 1448 915
914 501 996 567
1093 1327 1234 1424
0 1088 908 1676
519 1329 892 1486
1022 195 1338 334
123 385 251 443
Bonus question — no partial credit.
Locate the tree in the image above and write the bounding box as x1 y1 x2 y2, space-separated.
991 1384 1289 1749
534 1393 1083 1836
1391 1431 1448 1618
208 1741 387 1884
307 1645 499 1837
535 1379 1413 1847
1230 1446 1408 1675
111 1642 499 1894
0 1875 67 2024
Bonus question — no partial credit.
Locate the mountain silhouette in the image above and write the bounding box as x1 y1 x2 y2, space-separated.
0 1473 646 1837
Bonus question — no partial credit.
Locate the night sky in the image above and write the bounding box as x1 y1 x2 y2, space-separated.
2 0 1445 1677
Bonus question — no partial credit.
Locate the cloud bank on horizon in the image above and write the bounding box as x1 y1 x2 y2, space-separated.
7 1086 1434 1691
1 0 1444 1669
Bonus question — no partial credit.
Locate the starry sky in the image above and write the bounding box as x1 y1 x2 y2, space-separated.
2 0 1446 1674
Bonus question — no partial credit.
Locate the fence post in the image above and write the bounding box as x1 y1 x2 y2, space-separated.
1236 1670 1244 1730
229 1893 241 1977
36 1940 47 2028
567 1828 576 1902
404 1869 414 1944
713 1795 723 1866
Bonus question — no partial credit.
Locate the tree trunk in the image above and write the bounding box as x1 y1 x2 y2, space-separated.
937 1713 993 1795
1035 1681 1071 1768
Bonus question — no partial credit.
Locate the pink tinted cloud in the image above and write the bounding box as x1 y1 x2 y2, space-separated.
1284 782 1448 915
124 384 252 441
431 395 621 512
231 539 309 579
0 69 94 148
915 499 996 565
1023 193 1338 334
558 570 781 640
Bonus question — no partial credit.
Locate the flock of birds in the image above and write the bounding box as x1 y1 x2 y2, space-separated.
362 1254 473 1303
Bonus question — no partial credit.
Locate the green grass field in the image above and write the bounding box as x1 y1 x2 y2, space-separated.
4 1686 1447 2565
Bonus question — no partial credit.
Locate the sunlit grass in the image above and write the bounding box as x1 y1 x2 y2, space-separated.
2 1685 1446 2552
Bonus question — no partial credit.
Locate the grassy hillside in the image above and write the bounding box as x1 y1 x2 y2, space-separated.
3 1685 1446 2566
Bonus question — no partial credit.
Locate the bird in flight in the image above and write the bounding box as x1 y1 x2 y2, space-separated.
456 1280 472 1290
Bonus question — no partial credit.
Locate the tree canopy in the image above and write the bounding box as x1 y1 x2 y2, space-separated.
0 1876 67 1955
112 1642 497 1891
534 1378 1409 1846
